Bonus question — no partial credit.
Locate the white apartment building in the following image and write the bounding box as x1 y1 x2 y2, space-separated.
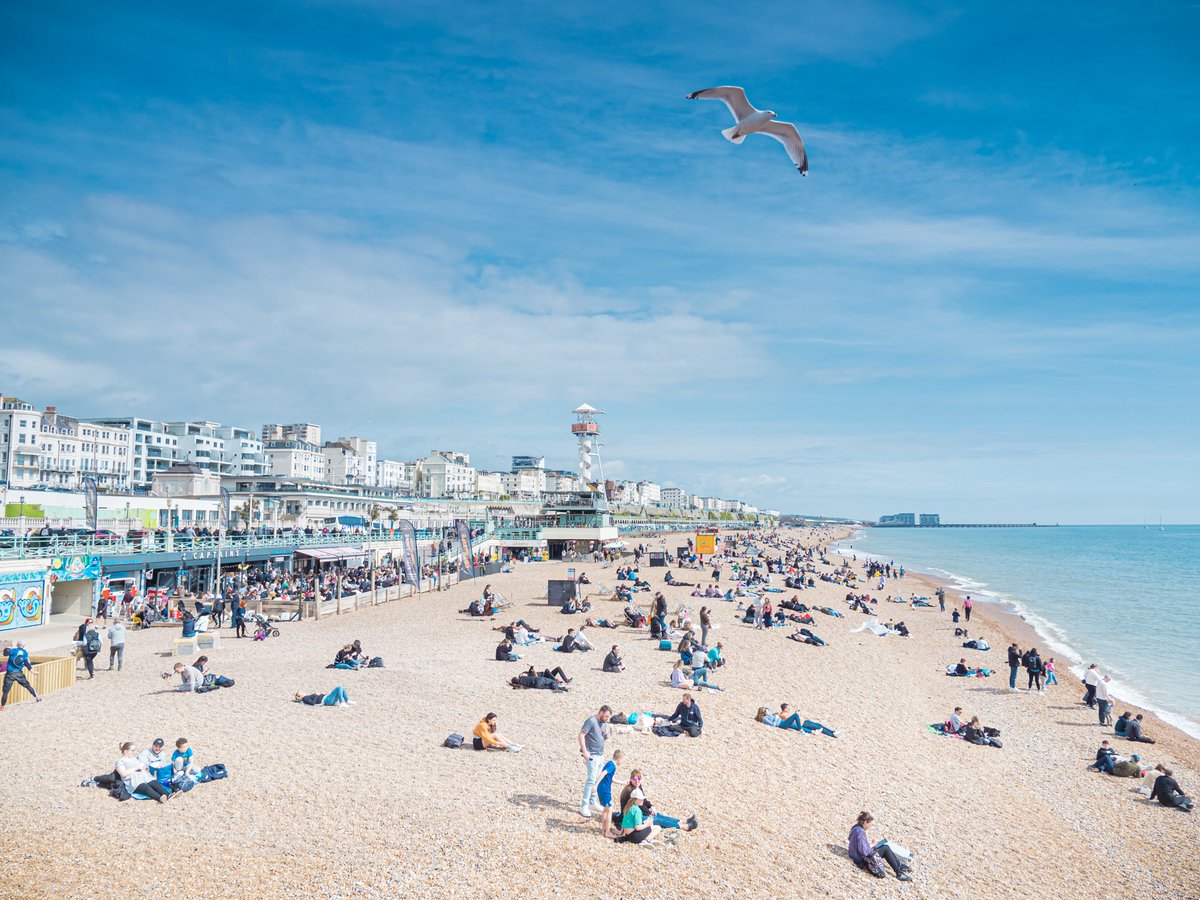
475 471 503 500
1 397 132 491
86 415 178 489
661 487 690 509
262 423 322 445
636 481 662 505
323 436 377 486
501 470 542 500
166 421 227 477
264 438 325 480
376 459 418 494
546 470 582 494
419 451 475 499
217 425 267 477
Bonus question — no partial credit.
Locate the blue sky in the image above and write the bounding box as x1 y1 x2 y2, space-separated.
2 1 1198 522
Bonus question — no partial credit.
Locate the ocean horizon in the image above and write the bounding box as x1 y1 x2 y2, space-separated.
834 524 1200 739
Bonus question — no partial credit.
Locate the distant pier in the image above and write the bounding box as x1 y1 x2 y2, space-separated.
869 523 1052 529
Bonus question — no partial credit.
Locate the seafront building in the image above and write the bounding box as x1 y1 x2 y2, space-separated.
2 396 133 491
1 398 778 641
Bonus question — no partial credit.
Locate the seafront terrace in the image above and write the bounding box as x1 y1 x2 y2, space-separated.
0 523 490 562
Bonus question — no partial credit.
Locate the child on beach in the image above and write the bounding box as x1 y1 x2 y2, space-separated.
598 749 623 838
1044 658 1058 686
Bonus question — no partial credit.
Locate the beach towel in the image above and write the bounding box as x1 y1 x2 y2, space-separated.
850 619 896 637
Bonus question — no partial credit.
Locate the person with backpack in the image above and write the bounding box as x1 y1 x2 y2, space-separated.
848 811 912 882
1022 646 1044 694
76 618 102 679
0 641 40 709
107 620 127 671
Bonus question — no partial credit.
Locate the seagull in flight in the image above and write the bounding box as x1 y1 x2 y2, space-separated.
686 86 808 175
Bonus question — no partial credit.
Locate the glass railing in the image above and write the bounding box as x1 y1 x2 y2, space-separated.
0 526 498 561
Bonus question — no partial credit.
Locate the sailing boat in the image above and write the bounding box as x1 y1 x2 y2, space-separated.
1159 517 1165 533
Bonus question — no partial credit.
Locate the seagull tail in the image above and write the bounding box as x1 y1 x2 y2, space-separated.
721 125 746 145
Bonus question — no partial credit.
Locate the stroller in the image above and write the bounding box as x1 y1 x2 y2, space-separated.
248 612 281 638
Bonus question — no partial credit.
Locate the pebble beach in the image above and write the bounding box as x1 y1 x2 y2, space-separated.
1 526 1196 899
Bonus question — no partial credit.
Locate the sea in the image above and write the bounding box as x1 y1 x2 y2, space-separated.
833 525 1200 739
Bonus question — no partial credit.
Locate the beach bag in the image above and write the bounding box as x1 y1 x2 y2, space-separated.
983 726 1001 737
443 733 465 749
83 630 101 654
198 764 227 782
658 640 672 651
652 725 681 737
215 675 235 688
368 657 384 668
171 770 197 792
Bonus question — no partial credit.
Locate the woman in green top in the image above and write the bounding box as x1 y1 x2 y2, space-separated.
616 787 656 844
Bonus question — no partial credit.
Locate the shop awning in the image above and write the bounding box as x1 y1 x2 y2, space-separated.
294 547 367 562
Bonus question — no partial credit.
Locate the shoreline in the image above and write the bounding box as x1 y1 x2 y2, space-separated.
831 531 1200 750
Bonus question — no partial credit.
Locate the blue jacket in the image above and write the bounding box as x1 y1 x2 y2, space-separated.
5 647 31 672
668 700 703 730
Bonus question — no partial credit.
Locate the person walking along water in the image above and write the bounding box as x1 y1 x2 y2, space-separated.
578 705 612 818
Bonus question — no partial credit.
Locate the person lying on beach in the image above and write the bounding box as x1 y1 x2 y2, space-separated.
1150 767 1193 811
816 606 844 618
664 572 696 588
509 670 568 691
603 646 624 673
294 687 352 707
962 637 990 650
463 599 491 617
756 704 838 737
787 628 825 647
848 811 912 882
1125 714 1156 744
585 617 619 629
472 712 523 751
511 624 546 646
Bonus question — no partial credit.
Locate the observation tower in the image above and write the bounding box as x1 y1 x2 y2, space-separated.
571 403 607 509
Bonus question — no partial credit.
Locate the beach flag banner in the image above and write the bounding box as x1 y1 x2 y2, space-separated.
219 487 232 531
82 477 98 531
456 520 475 578
397 520 420 590
696 533 717 555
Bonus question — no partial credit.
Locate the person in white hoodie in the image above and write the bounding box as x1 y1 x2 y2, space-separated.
1083 664 1101 708
1094 674 1113 726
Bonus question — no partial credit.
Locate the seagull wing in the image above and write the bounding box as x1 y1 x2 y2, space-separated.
760 120 808 175
686 86 756 122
